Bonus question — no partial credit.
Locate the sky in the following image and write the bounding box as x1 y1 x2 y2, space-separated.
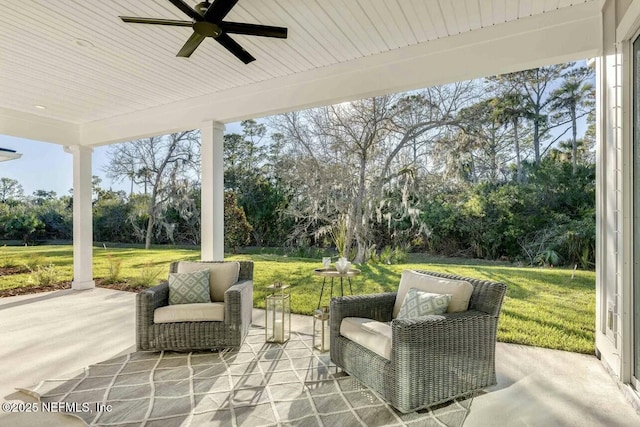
0 122 243 196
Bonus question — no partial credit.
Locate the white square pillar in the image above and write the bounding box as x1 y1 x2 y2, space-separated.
201 121 225 261
66 145 95 290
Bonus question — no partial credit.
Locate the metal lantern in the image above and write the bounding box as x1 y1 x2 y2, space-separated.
266 283 290 344
313 306 330 352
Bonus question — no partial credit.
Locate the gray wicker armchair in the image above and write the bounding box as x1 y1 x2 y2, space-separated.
330 270 507 413
136 260 254 352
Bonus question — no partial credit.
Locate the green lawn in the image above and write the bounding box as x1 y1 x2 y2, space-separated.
0 244 595 354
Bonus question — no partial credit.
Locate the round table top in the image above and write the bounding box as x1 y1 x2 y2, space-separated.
313 268 361 277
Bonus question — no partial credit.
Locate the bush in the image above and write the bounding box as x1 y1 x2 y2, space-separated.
24 253 45 271
102 254 124 285
129 263 162 287
28 263 59 286
224 192 253 253
380 246 393 264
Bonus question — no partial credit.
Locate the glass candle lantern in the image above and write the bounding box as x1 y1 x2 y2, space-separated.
266 283 290 344
313 306 330 352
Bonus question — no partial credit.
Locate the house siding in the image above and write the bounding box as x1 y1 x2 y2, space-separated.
599 3 640 407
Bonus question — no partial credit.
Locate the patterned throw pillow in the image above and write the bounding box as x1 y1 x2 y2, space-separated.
397 288 451 319
176 261 240 302
168 269 211 305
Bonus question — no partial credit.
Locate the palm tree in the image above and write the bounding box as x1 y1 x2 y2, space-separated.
550 70 594 175
492 92 531 182
490 64 568 165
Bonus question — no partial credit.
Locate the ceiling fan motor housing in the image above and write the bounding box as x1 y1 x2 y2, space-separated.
194 21 222 37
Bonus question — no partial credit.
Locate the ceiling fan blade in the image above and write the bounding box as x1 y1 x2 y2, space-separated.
177 32 206 57
168 0 201 20
205 0 239 21
215 33 255 64
120 17 192 27
221 22 287 38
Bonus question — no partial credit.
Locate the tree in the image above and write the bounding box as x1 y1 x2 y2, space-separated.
492 64 568 164
491 92 532 182
271 84 473 262
457 97 514 184
105 131 200 249
31 190 56 205
224 121 291 246
223 120 267 193
224 191 252 252
5 208 44 244
550 67 595 175
0 177 24 203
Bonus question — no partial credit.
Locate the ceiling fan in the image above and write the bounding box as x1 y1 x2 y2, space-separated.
119 0 288 64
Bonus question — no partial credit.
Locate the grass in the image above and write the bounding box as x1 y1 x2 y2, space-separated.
0 244 595 354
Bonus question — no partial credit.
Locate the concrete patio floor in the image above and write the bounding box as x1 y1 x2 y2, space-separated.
0 288 639 426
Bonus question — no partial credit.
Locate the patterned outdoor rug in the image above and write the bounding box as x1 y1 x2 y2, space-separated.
19 329 473 426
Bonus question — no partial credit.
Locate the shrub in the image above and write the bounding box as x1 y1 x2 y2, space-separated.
0 245 18 269
28 263 59 286
129 263 162 287
393 245 409 263
380 246 393 264
536 249 561 267
329 217 348 258
224 192 253 253
24 253 45 271
102 254 124 285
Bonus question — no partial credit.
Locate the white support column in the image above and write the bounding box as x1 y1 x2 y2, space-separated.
201 121 225 261
66 145 95 290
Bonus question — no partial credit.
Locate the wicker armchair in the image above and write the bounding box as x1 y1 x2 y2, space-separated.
330 270 506 413
136 260 254 351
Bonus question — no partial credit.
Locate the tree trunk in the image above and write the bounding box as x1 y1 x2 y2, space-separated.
352 155 368 264
513 117 522 182
571 105 578 175
144 214 154 250
533 117 540 164
489 125 498 184
145 184 160 250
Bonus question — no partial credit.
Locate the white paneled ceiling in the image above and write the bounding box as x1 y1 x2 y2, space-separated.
0 0 602 145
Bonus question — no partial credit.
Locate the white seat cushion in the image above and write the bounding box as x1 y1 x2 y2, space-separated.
176 261 240 302
340 317 392 360
154 302 225 323
393 270 473 317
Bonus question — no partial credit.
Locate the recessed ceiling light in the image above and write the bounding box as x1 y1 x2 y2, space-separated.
75 39 94 48
34 105 46 110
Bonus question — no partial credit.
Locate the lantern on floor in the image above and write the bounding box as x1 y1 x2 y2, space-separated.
313 306 330 352
266 282 290 344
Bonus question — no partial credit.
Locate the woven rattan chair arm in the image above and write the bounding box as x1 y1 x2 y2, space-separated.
390 310 496 355
224 279 253 327
138 282 170 316
332 293 396 320
330 293 396 334
135 281 169 350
